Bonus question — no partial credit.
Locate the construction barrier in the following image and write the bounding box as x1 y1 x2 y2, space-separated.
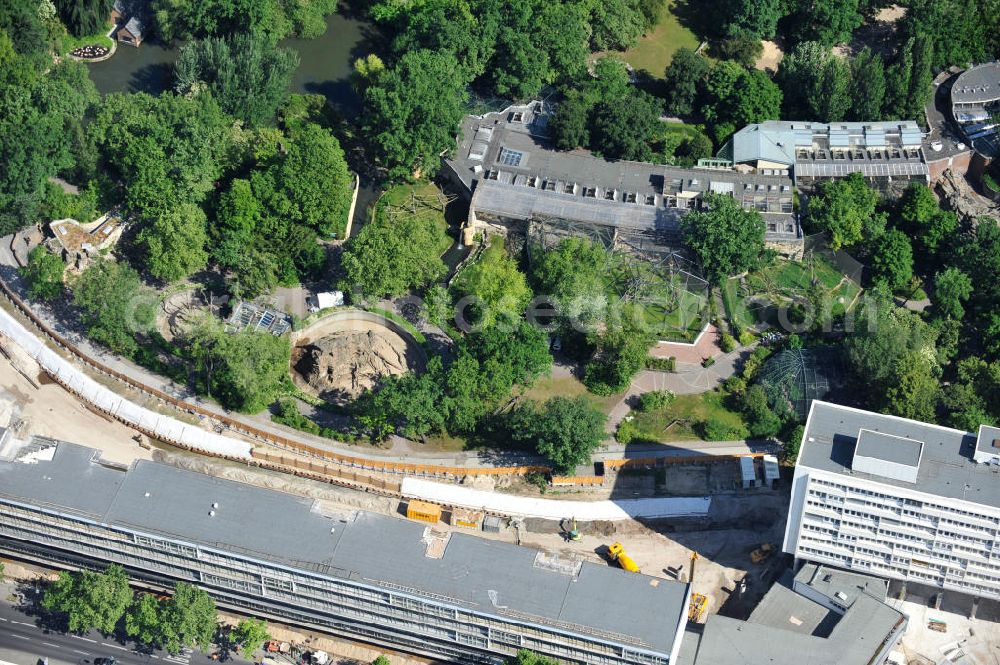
550 475 606 487
0 277 550 478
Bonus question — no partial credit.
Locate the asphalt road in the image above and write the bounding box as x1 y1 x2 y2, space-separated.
0 598 250 665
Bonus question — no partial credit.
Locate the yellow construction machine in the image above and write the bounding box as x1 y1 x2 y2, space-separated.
607 542 640 573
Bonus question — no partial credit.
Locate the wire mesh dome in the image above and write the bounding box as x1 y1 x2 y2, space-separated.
757 347 844 421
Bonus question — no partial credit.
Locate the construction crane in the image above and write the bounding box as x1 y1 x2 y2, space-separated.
687 551 708 623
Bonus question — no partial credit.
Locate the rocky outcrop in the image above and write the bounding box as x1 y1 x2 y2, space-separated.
936 169 1000 223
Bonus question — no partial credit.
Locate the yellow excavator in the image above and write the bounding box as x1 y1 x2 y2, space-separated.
608 542 640 573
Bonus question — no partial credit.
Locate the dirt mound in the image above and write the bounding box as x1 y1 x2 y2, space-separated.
293 328 421 402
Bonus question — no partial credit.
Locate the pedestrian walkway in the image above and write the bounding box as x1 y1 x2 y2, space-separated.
650 324 722 363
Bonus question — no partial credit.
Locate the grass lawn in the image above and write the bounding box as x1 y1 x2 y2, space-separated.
375 181 452 255
630 391 746 442
60 28 115 56
519 374 621 415
606 0 700 78
723 277 754 330
607 254 710 342
761 257 843 292
726 256 863 328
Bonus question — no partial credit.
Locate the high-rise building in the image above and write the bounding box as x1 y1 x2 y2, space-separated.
784 400 1000 599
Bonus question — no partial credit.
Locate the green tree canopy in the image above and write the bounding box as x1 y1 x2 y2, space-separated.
214 121 352 296
0 42 98 234
341 200 449 299
590 90 662 161
157 583 217 654
125 594 165 648
508 396 606 474
530 236 608 327
847 294 940 420
897 183 957 259
700 61 782 142
806 172 881 249
363 48 470 179
787 0 862 46
174 33 299 127
680 192 766 284
663 47 709 117
848 47 886 121
89 91 233 220
870 228 913 291
232 618 270 658
452 240 532 329
152 0 336 43
20 245 65 301
42 564 132 634
139 203 209 283
188 325 291 413
72 259 157 357
582 328 650 395
719 0 781 38
55 0 112 37
549 57 652 155
932 267 973 321
775 42 851 121
356 321 551 439
506 650 560 665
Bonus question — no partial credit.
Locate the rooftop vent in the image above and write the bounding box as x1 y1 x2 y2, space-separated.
991 439 1000 449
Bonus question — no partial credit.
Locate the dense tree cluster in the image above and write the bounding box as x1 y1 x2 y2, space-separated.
175 34 299 127
549 58 663 161
508 396 606 474
42 565 225 655
55 0 112 37
151 0 337 43
680 193 766 284
0 29 98 235
20 245 65 301
361 0 662 177
698 60 782 143
355 321 552 439
214 119 352 295
341 203 449 300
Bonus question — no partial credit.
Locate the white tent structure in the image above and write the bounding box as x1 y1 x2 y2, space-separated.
0 306 252 460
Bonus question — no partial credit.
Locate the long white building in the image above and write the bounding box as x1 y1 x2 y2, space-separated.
784 400 1000 600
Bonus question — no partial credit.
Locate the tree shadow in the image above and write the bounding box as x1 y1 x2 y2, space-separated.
128 62 175 96
669 0 717 41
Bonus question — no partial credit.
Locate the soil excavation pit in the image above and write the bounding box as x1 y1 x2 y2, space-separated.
291 309 425 404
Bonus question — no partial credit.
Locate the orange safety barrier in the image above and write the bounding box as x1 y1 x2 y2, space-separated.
550 475 606 487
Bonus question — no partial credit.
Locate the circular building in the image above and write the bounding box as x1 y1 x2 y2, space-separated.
951 61 1000 155
756 347 844 421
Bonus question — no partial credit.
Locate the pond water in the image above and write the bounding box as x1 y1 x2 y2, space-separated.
86 13 376 233
87 13 368 114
